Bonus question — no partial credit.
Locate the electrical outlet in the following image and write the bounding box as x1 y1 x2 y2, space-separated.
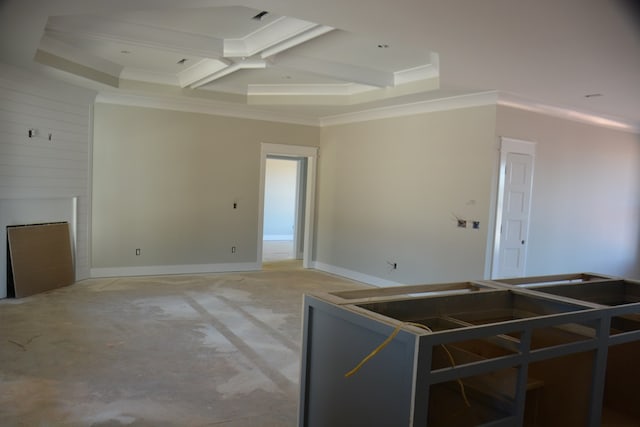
472 221 480 229
457 219 467 228
135 248 141 256
231 246 236 253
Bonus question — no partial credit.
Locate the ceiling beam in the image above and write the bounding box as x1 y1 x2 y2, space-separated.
178 58 231 88
260 25 334 59
189 58 267 89
393 63 439 86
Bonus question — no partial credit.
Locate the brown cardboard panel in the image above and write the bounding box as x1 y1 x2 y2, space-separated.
7 222 74 298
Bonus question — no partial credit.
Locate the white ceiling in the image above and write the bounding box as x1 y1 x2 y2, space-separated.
1 0 638 130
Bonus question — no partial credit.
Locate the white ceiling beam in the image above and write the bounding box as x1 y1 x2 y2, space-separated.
273 54 395 88
46 15 225 58
260 25 334 59
223 16 318 58
393 64 439 86
190 58 267 89
178 58 231 88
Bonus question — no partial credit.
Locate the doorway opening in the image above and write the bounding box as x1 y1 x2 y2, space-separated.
262 156 307 263
258 143 318 269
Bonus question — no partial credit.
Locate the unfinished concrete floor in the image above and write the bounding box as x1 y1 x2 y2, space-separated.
0 263 367 426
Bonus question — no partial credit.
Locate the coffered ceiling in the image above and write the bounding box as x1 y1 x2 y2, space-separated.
0 0 638 130
38 6 438 99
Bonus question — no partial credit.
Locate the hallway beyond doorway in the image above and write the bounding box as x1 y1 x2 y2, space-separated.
263 240 295 262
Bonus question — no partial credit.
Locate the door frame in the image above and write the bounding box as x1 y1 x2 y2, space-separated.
491 137 536 279
293 157 307 259
258 143 318 268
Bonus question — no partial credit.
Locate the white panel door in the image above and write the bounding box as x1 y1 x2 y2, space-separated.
492 138 535 279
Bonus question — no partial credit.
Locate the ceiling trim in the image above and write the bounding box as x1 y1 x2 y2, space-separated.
190 58 267 89
95 91 320 126
319 91 499 126
177 58 231 87
260 25 334 59
497 93 639 133
93 89 639 133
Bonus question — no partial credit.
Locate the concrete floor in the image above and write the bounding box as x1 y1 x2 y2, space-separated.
0 264 366 426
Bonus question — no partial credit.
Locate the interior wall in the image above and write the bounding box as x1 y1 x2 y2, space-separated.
315 105 498 285
0 62 95 297
496 106 640 279
263 158 297 240
92 103 319 276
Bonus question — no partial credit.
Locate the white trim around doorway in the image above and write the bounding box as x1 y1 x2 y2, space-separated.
258 143 318 269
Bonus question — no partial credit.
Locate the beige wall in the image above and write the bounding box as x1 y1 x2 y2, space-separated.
497 106 640 279
315 105 498 284
91 101 640 282
92 104 319 272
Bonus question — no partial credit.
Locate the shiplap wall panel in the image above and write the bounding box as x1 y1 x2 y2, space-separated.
0 63 96 297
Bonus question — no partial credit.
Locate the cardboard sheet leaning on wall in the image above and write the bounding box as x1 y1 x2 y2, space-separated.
7 222 74 298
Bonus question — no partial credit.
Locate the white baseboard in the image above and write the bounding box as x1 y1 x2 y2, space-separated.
90 262 260 278
90 260 403 288
263 234 294 241
311 261 404 287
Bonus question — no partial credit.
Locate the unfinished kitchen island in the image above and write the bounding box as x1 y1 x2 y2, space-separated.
298 273 640 427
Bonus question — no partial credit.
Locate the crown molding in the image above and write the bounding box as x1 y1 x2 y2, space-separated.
497 93 639 133
95 91 320 126
93 88 639 133
319 91 499 126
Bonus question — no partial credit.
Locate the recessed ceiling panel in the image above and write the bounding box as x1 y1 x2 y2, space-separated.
284 30 434 73
48 33 203 74
104 6 282 39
